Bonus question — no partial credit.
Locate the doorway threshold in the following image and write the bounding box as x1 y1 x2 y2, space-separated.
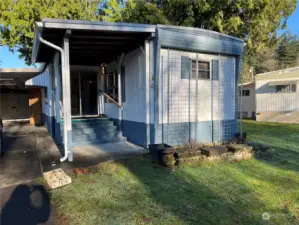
71 115 102 118
61 114 106 120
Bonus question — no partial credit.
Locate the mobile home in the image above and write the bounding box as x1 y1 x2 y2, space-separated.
27 19 244 161
256 67 299 123
238 81 256 119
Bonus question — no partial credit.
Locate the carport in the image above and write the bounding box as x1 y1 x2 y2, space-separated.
0 68 41 122
31 19 155 162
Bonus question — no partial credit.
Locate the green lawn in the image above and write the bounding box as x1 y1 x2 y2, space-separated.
51 121 299 225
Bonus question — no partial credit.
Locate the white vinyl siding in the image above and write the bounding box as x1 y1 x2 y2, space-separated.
26 64 54 118
159 48 236 124
105 47 147 123
256 79 299 112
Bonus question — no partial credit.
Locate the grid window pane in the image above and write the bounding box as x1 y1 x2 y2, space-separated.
198 61 209 70
105 72 119 102
190 60 210 79
192 61 197 69
198 71 210 79
192 70 197 79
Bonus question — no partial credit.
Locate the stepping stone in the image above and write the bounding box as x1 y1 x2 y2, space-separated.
43 168 72 189
201 146 228 156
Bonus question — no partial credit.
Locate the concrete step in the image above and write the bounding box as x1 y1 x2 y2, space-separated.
72 132 123 143
72 136 127 146
61 118 111 125
60 117 126 148
61 121 114 129
72 126 118 136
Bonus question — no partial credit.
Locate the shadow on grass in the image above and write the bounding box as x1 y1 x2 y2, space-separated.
259 146 299 173
51 152 299 224
117 156 267 225
241 120 299 173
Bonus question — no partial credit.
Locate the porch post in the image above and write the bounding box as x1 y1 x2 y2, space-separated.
54 52 62 143
145 40 150 146
97 69 104 115
62 30 73 162
117 53 125 129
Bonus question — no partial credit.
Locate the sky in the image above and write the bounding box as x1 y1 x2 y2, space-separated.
0 4 299 69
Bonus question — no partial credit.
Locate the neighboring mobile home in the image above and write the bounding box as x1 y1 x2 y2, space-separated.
238 81 256 119
256 67 299 123
27 19 244 161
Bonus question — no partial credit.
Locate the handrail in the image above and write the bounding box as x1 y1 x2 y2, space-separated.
100 90 123 110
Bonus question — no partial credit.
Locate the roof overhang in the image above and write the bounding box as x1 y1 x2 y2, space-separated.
256 67 299 81
268 80 298 86
32 19 156 66
238 81 255 87
0 68 41 87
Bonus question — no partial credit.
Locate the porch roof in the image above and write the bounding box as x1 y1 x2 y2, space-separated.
32 19 156 66
0 68 41 87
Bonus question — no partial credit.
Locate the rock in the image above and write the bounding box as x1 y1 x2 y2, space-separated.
175 155 207 166
227 144 253 153
201 146 228 156
43 168 72 189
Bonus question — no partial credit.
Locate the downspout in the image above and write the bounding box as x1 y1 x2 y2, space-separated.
38 36 69 162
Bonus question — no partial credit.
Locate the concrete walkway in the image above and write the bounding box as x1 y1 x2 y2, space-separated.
68 141 147 167
0 124 59 225
0 125 48 188
0 123 146 224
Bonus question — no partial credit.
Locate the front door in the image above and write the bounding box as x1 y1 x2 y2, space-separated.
71 71 98 116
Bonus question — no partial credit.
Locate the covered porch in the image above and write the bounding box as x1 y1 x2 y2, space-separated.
31 19 155 162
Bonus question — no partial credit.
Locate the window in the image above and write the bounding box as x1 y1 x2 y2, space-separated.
276 84 296 93
105 71 118 102
242 111 248 118
192 60 210 79
121 66 126 103
239 89 250 96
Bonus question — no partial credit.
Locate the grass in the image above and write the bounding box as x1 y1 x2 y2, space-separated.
51 120 299 225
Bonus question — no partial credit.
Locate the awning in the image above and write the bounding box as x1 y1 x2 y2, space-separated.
268 80 298 86
0 68 40 87
32 19 156 65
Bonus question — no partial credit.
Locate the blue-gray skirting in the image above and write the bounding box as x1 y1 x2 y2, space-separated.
42 113 62 145
42 113 54 136
111 118 148 147
113 118 237 147
42 115 237 148
152 119 237 146
54 118 62 145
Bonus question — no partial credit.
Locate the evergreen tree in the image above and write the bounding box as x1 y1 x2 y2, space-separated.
0 0 297 67
276 32 299 69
